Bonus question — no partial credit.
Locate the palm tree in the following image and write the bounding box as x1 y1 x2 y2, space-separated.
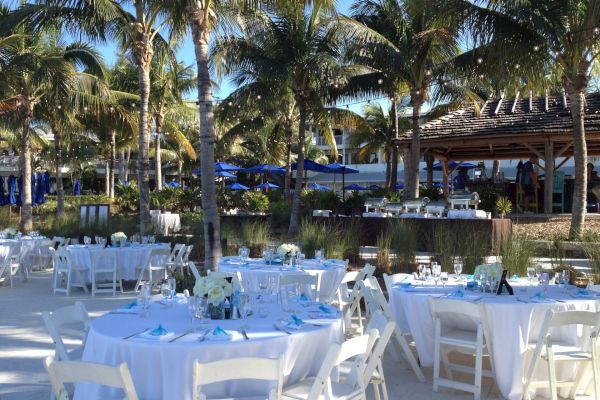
161 123 198 183
212 2 378 234
444 0 600 237
347 0 457 198
0 17 107 229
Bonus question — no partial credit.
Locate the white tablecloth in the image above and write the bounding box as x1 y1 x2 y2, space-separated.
67 244 170 281
219 257 346 303
0 237 52 270
74 298 343 400
151 213 181 235
389 279 600 400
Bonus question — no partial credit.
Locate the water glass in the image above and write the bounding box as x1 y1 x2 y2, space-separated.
453 259 463 279
297 252 306 266
527 267 536 286
238 293 252 319
315 249 324 264
168 277 176 298
149 235 156 244
262 249 272 264
258 278 269 302
417 264 425 279
562 270 570 290
424 268 432 282
540 272 550 295
238 246 250 262
440 272 449 288
161 283 171 302
187 296 197 331
195 297 208 324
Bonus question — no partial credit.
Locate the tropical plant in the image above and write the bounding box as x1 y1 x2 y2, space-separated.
496 196 512 218
114 181 140 212
301 190 340 213
242 191 269 214
376 230 392 275
430 225 457 271
455 228 489 274
241 219 271 256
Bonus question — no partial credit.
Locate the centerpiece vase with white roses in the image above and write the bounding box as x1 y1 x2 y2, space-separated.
277 243 300 267
193 275 233 320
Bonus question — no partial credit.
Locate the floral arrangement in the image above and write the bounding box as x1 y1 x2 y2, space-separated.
0 228 18 238
473 263 503 280
276 243 300 258
193 274 233 305
111 232 127 245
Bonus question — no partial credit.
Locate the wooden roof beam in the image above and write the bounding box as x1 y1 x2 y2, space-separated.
555 141 573 158
523 143 546 168
555 156 571 171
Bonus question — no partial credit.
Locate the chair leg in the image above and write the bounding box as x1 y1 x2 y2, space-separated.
593 345 600 400
547 347 558 400
395 329 426 382
378 363 389 400
134 268 145 292
112 268 116 296
474 341 483 400
441 348 453 380
66 270 72 296
433 324 441 392
91 270 96 297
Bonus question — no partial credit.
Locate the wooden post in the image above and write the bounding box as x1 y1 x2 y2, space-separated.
442 160 449 198
544 138 554 214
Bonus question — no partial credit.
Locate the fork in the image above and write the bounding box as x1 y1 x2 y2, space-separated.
198 329 210 342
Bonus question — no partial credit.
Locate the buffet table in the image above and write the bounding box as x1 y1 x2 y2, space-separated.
67 244 170 281
151 212 181 235
219 257 346 303
74 297 343 400
389 279 600 400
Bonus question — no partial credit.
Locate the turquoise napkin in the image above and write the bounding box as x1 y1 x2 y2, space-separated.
449 288 464 298
399 282 411 288
318 304 333 314
123 301 138 309
299 293 309 302
150 324 167 336
285 315 303 329
578 289 591 296
212 326 228 336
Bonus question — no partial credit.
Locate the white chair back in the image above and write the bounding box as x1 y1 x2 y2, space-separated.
188 261 202 282
382 273 411 295
42 302 90 361
279 273 319 300
44 356 139 400
192 356 284 400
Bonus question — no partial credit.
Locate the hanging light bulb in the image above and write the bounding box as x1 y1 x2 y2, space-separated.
594 27 600 34
334 83 339 89
533 45 540 51
425 69 432 76
228 101 233 106
57 105 62 110
377 78 383 85
479 74 485 79
515 63 520 69
257 95 261 100
476 57 483 64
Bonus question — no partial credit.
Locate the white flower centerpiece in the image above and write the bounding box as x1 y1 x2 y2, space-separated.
277 243 300 266
193 274 233 319
473 263 503 292
111 232 127 247
0 227 18 239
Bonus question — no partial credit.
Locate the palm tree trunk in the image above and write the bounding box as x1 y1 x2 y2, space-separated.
53 126 65 218
568 89 587 239
426 154 434 188
407 92 423 198
178 159 183 184
124 148 131 182
492 160 500 182
190 3 222 270
20 106 33 232
288 96 307 234
284 120 293 201
105 158 110 196
134 42 153 236
155 115 163 191
385 148 391 189
390 100 399 189
109 130 115 198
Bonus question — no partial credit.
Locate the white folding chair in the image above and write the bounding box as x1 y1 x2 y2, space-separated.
52 249 89 296
181 245 193 269
90 251 122 296
358 279 425 383
52 237 66 249
192 356 284 400
279 273 319 301
523 309 600 400
339 264 376 334
188 261 202 282
134 247 170 292
44 356 139 400
42 301 90 362
428 297 494 400
0 243 22 288
282 332 375 400
166 243 186 272
36 239 55 270
382 273 412 295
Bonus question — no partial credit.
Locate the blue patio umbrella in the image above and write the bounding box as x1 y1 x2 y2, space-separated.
253 182 280 190
36 172 45 204
31 174 37 205
169 180 181 187
73 179 81 196
307 183 330 191
244 164 285 174
343 183 366 190
0 176 5 206
7 175 16 205
366 184 381 190
17 176 23 206
214 171 236 178
326 162 359 200
44 171 51 194
215 161 242 172
291 159 330 173
227 182 250 190
395 182 405 189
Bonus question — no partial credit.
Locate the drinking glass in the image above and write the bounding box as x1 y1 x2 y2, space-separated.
297 252 306 266
262 249 272 264
417 264 424 280
149 235 156 244
238 293 252 319
432 264 441 287
168 277 176 299
161 284 171 302
315 249 324 264
187 296 197 331
540 272 550 295
440 272 449 288
258 278 269 302
527 267 536 286
239 246 250 262
195 297 208 324
424 268 432 282
453 259 463 280
562 270 570 292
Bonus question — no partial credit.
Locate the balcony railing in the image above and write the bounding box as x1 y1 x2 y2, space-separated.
315 135 343 146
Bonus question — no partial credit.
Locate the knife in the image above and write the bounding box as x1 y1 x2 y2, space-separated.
168 328 193 343
274 323 292 335
240 328 250 340
123 327 149 340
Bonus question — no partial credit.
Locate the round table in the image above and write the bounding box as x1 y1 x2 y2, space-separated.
66 243 170 281
74 297 343 400
219 257 346 302
389 279 600 400
0 237 52 272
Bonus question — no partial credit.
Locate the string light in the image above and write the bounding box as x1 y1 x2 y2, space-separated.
476 57 483 64
377 78 383 84
533 45 540 51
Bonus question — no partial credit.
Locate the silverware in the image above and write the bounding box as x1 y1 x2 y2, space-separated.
168 328 193 343
198 329 210 342
110 311 140 315
274 323 291 335
240 328 250 340
123 327 149 340
516 298 529 303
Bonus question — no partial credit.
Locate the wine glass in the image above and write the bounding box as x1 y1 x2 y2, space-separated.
562 270 570 292
161 284 171 304
258 277 269 302
238 293 252 319
540 272 550 295
168 277 176 299
432 264 441 287
195 297 207 324
417 264 424 280
424 267 432 282
262 249 272 264
440 272 449 288
527 267 536 286
187 296 197 331
315 249 324 264
453 259 463 280
297 252 306 266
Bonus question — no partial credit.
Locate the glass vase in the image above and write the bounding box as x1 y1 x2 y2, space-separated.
206 301 226 320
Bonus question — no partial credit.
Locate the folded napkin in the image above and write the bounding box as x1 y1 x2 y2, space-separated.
208 326 232 341
510 275 520 280
529 292 554 303
398 281 412 288
573 289 596 298
139 324 175 341
285 315 304 330
307 310 337 319
466 281 479 290
448 288 464 298
318 304 334 314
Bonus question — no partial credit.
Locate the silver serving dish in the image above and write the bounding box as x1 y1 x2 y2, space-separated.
402 197 430 213
449 192 480 209
384 202 403 215
425 201 447 217
364 197 388 212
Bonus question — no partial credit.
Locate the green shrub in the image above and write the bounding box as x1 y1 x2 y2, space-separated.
114 181 140 212
496 196 512 218
241 220 271 253
499 235 534 276
216 187 243 212
477 184 503 213
429 225 457 272
341 191 367 213
418 186 443 201
455 229 489 274
387 220 417 268
300 189 340 212
269 200 291 229
298 218 326 258
376 230 392 275
243 191 269 213
370 188 402 202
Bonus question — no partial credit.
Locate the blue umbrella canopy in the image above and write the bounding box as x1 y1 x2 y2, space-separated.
395 182 405 189
31 174 37 205
244 164 285 174
0 176 5 206
291 159 330 173
7 175 16 205
227 182 250 190
215 161 242 171
35 172 45 204
326 162 359 174
253 182 280 189
17 176 23 206
307 183 330 191
429 161 477 171
214 171 236 178
168 181 181 187
366 184 381 190
73 180 81 196
343 183 366 190
44 171 51 194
